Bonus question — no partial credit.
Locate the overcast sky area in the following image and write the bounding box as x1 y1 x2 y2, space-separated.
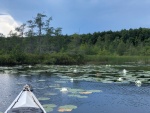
0 0 150 36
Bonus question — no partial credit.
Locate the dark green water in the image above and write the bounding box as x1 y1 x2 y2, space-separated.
0 64 150 113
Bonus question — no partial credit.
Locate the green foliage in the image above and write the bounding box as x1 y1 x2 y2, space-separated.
98 49 111 55
117 40 126 55
0 26 150 65
49 53 85 65
0 55 15 65
10 45 26 64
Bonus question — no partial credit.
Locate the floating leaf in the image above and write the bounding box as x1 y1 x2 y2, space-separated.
68 94 88 98
87 90 102 93
58 108 72 112
38 80 46 82
68 88 85 94
45 93 57 96
43 104 57 112
38 97 50 101
58 105 77 112
49 84 60 88
101 80 113 83
79 91 92 94
55 81 67 83
20 74 31 77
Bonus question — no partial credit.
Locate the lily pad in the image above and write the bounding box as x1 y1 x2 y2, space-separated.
20 74 31 77
38 80 46 82
68 88 85 94
79 91 92 94
49 84 60 88
55 81 67 83
44 93 57 96
101 80 114 83
58 105 77 112
38 97 50 101
87 90 102 93
43 104 57 112
68 94 88 98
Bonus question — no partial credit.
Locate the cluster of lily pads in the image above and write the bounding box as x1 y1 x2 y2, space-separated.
51 65 150 87
0 64 150 87
38 87 101 112
34 71 103 112
35 78 102 112
1 64 150 112
41 104 77 112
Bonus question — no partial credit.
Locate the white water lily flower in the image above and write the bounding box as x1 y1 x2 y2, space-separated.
123 69 127 74
117 77 123 82
135 80 142 87
60 87 68 92
70 78 74 82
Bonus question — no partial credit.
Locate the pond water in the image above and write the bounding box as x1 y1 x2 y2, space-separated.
0 64 150 113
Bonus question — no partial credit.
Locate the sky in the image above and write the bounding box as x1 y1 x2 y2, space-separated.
0 0 150 36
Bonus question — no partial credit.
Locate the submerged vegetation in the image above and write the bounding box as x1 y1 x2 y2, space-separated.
0 13 150 65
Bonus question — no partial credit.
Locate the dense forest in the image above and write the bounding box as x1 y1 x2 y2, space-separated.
0 13 150 65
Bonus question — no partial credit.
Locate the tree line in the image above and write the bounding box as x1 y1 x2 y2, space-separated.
0 13 149 65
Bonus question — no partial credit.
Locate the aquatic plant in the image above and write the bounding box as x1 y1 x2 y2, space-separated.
117 77 123 82
100 79 114 83
79 90 102 95
38 97 50 101
43 104 57 112
20 74 31 77
79 91 92 94
55 81 67 83
58 105 77 112
68 88 85 94
60 87 68 92
44 93 57 96
49 84 60 88
123 69 127 74
70 78 74 82
87 90 102 93
68 94 88 98
135 80 142 87
38 79 46 82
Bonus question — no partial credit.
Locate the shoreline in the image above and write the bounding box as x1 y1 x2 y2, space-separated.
0 54 149 66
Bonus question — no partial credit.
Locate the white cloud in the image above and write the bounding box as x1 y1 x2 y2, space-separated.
0 15 21 37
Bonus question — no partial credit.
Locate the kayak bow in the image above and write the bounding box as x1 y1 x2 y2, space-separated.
5 85 46 113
